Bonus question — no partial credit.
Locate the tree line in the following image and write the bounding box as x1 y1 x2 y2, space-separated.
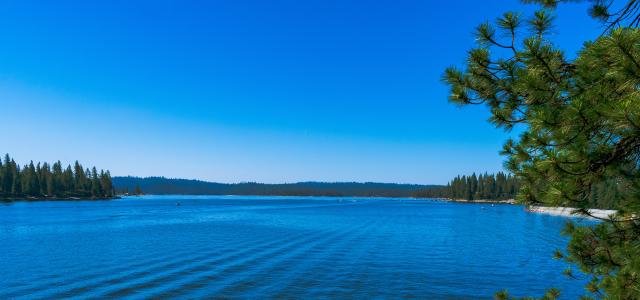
414 172 619 209
413 172 519 200
0 154 115 199
113 176 440 198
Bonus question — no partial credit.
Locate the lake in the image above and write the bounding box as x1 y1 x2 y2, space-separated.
0 196 590 299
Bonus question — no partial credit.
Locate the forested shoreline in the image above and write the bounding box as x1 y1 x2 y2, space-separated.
0 154 115 200
413 172 619 209
412 172 519 201
114 174 523 201
113 176 440 198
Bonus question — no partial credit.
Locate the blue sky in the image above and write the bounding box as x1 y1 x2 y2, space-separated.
1 0 602 184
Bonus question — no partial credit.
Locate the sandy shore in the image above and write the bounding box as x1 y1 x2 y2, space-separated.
527 206 618 220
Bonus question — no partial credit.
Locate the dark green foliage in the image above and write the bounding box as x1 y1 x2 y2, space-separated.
0 154 114 199
134 184 143 195
495 288 561 300
415 171 620 208
413 172 520 201
443 1 640 298
523 0 640 29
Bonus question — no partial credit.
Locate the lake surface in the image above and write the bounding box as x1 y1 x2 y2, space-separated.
0 196 590 299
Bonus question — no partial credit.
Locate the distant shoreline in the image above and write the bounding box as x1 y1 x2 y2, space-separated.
113 176 444 198
116 194 518 202
1 194 514 202
121 194 517 204
121 194 436 199
0 196 120 202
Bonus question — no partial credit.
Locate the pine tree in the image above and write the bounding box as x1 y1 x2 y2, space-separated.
100 170 113 197
40 162 53 196
21 161 39 196
84 168 92 192
444 2 640 297
52 161 64 197
74 161 87 194
62 165 74 196
3 155 13 195
135 185 142 196
0 154 114 200
0 158 4 195
10 159 21 195
89 167 99 197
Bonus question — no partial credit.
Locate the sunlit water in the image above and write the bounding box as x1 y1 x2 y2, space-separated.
0 196 591 299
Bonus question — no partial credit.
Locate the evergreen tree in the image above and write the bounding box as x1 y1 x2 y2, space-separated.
52 161 63 197
21 161 39 196
0 158 3 195
10 159 21 195
41 162 53 196
444 1 640 297
62 165 74 196
413 173 520 200
100 170 114 197
89 167 100 197
74 161 87 192
84 168 92 192
0 154 115 200
2 155 13 195
134 184 142 196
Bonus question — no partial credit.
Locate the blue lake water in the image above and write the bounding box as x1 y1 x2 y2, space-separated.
0 196 590 299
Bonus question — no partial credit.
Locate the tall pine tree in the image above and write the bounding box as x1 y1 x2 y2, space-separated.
0 154 115 200
444 1 640 297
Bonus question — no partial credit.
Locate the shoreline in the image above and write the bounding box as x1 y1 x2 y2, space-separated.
436 198 516 204
0 196 120 202
526 206 618 220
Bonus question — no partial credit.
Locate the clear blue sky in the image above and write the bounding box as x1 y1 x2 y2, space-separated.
1 0 601 184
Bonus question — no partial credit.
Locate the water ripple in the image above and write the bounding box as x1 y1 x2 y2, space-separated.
0 196 589 299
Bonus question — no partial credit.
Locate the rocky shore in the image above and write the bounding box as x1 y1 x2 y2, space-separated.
526 206 618 220
443 198 516 204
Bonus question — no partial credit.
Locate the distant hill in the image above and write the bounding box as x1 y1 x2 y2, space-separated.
112 176 443 198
